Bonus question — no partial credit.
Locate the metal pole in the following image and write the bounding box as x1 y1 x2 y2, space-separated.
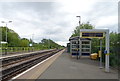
76 16 81 59
1 21 12 43
99 39 103 68
32 34 34 51
77 41 79 60
76 16 81 27
6 23 7 42
78 16 81 59
79 16 81 27
79 38 81 58
49 39 50 49
105 30 109 72
32 34 34 44
70 40 72 56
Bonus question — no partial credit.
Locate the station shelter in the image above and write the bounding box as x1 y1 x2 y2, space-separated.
67 43 70 53
69 36 91 57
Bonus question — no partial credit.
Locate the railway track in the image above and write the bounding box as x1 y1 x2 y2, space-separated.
1 49 55 67
0 49 62 81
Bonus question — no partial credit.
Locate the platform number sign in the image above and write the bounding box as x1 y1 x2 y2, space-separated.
80 32 104 38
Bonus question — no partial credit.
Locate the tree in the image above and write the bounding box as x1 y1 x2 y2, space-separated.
71 22 94 37
110 32 118 47
1 27 30 47
20 38 30 47
41 39 61 49
0 27 63 49
1 27 6 42
0 27 21 47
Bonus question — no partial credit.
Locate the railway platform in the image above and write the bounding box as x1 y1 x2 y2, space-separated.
38 50 118 79
11 49 118 81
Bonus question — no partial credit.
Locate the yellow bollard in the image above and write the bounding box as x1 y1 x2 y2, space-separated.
99 51 101 57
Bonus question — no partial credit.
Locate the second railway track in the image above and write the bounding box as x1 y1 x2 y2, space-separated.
0 49 62 81
1 49 55 67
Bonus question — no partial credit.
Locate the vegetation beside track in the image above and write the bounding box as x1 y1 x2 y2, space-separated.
0 27 65 54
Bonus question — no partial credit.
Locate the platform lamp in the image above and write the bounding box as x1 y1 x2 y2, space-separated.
76 16 81 59
1 21 12 43
76 16 81 27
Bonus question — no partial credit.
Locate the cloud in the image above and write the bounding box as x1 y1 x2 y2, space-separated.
0 1 118 46
95 16 117 27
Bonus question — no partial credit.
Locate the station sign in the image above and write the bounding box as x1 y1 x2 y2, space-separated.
80 32 104 38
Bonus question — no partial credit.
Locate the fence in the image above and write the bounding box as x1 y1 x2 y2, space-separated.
0 47 48 55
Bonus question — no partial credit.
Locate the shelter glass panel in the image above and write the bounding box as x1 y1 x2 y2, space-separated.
82 49 90 52
82 45 90 48
82 41 90 44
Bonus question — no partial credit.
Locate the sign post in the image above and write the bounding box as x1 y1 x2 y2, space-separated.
80 29 110 72
105 29 109 72
99 39 103 69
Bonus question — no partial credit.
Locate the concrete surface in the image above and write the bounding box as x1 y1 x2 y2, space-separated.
38 50 118 79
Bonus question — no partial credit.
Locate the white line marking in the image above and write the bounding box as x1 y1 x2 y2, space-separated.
11 51 62 80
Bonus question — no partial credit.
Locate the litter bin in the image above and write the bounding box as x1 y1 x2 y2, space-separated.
90 53 98 60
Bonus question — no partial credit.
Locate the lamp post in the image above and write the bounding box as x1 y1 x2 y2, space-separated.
32 34 34 45
1 21 12 55
76 16 81 26
32 34 34 51
1 21 12 43
76 16 81 59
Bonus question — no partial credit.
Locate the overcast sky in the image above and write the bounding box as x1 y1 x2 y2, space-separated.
0 0 118 46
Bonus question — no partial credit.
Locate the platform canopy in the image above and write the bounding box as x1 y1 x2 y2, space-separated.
80 29 110 72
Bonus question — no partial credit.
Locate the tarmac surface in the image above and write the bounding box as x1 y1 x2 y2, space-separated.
38 51 118 79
